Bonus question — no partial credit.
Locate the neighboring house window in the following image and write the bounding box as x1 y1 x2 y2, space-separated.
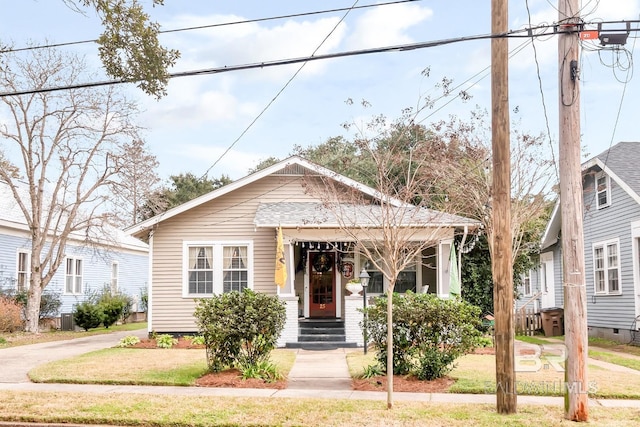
16 251 30 292
184 242 252 296
65 257 83 294
523 273 531 296
540 263 547 293
110 261 119 293
593 240 620 294
595 173 610 209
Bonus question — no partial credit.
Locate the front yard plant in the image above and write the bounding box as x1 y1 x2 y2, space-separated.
194 289 286 374
363 292 482 380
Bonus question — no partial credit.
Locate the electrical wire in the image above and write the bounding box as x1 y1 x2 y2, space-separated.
2 0 422 54
526 0 559 183
198 0 361 179
0 25 562 98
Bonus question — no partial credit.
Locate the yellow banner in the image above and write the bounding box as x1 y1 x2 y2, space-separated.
275 226 287 288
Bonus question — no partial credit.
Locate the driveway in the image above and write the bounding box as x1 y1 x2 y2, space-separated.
0 328 147 383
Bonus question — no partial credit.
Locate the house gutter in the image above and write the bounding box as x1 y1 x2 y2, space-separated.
458 225 468 281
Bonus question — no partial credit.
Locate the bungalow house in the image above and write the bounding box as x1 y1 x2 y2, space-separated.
517 141 640 343
0 180 149 329
126 156 479 348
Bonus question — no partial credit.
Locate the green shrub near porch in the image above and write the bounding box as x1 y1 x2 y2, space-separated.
362 292 482 380
194 289 286 373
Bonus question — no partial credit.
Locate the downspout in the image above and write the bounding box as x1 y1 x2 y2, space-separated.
458 225 468 295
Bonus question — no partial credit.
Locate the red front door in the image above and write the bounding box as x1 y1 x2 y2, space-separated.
309 252 336 318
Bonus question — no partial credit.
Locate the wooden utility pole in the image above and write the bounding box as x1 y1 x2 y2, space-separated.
558 0 589 421
491 0 516 414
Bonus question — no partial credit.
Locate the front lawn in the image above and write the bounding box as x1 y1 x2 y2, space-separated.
29 347 296 386
1 391 639 427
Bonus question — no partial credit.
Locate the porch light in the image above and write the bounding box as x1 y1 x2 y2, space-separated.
359 268 370 354
359 268 370 288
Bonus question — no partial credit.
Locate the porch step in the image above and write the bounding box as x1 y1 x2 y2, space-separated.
286 341 358 350
286 318 357 349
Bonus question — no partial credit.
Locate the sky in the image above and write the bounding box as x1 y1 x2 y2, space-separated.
1 0 639 182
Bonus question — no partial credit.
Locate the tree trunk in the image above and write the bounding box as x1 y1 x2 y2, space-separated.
386 290 393 409
25 273 43 333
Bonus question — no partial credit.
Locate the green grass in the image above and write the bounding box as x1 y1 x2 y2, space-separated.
1 391 639 426
29 347 296 386
589 350 640 371
515 335 554 346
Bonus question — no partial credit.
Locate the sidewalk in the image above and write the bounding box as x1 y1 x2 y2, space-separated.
1 330 640 408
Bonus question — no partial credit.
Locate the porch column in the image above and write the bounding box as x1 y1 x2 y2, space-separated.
277 296 299 347
344 294 364 347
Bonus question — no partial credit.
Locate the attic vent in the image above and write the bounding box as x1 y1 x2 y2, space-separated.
274 164 319 176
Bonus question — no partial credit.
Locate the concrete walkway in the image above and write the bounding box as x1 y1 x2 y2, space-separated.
286 348 352 390
1 330 640 408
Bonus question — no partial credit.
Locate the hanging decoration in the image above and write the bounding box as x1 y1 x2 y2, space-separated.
312 253 332 272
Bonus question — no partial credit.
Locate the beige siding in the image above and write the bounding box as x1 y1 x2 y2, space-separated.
150 175 318 332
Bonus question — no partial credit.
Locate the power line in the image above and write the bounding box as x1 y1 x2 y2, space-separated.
0 25 555 98
199 0 361 179
3 0 422 54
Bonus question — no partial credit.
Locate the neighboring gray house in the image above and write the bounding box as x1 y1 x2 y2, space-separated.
518 141 640 342
0 181 149 328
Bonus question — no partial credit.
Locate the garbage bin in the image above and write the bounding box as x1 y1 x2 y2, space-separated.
540 307 564 337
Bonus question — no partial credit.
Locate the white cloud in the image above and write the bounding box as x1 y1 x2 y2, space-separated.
163 14 347 81
346 4 433 50
162 142 266 179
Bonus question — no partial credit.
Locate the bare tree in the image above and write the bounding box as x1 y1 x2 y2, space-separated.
425 111 556 262
305 111 473 409
109 139 161 228
0 48 141 332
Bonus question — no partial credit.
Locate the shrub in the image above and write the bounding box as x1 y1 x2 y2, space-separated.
156 334 177 349
362 292 482 380
118 335 141 347
1 288 62 321
0 296 23 332
73 300 104 331
194 289 286 373
98 291 129 328
239 360 282 383
184 335 205 346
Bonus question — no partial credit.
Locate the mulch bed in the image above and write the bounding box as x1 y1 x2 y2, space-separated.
129 337 491 392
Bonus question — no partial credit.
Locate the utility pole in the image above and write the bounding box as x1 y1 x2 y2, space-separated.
491 0 516 415
558 0 589 421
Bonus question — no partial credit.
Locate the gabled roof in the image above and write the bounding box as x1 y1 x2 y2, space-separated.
541 141 640 250
582 141 640 205
254 202 480 229
125 156 413 236
0 180 147 252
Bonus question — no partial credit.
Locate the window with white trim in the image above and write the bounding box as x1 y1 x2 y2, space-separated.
184 242 252 296
16 251 30 292
596 173 610 209
523 272 531 296
110 261 119 293
362 254 416 294
65 257 83 294
593 239 620 294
